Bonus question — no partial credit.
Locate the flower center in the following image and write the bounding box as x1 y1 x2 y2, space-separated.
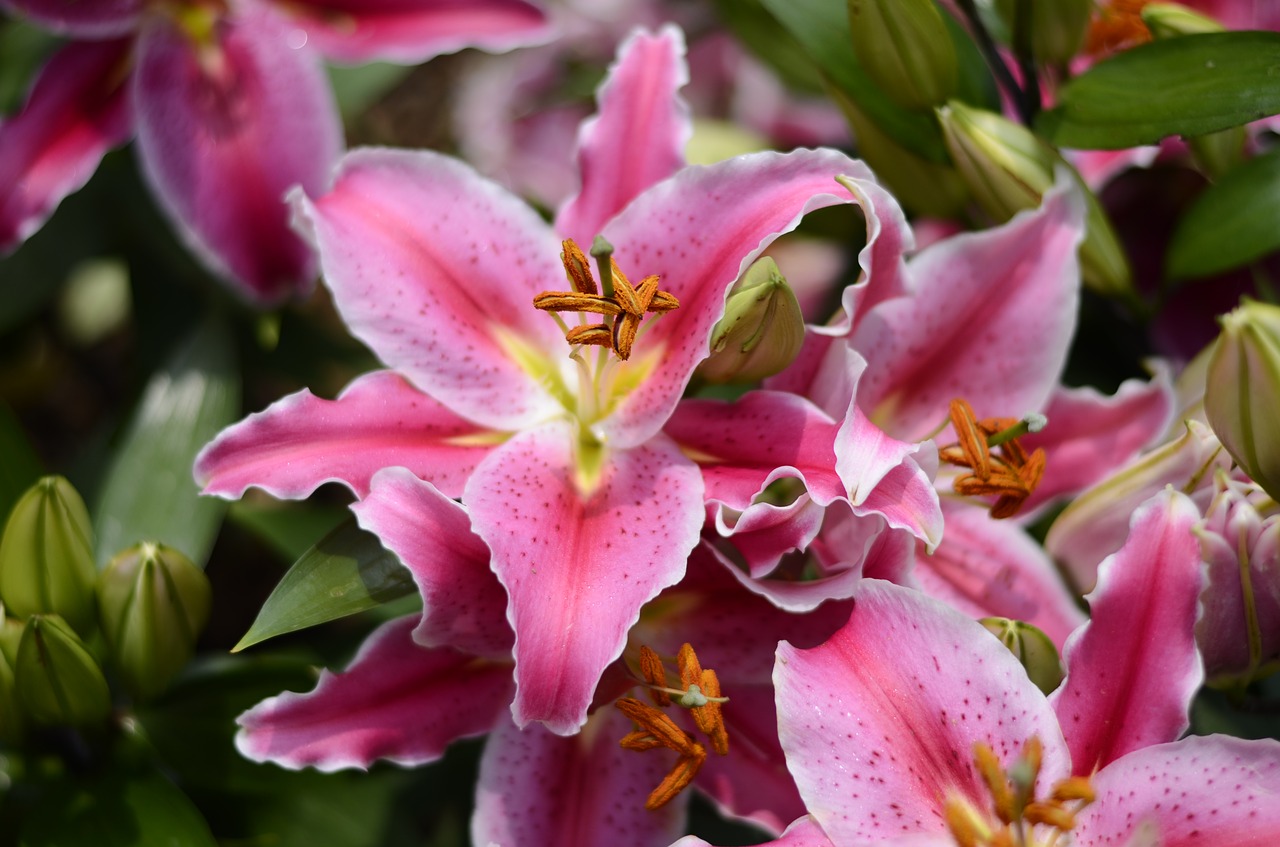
946 738 1095 847
614 643 729 811
939 398 1047 519
532 237 678 433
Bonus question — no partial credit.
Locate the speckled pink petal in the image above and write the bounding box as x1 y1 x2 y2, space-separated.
472 709 685 847
464 421 704 735
195 370 499 501
1019 366 1174 517
694 686 808 836
351 468 512 658
235 616 513 771
0 0 141 37
598 148 875 448
633 545 854 684
0 39 132 252
852 175 1086 441
133 6 341 303
1050 489 1204 776
671 816 836 847
913 501 1086 649
1046 420 1229 593
1073 735 1280 847
294 148 565 430
775 580 1070 845
710 495 826 579
665 391 845 509
555 25 690 247
710 539 869 614
282 0 550 64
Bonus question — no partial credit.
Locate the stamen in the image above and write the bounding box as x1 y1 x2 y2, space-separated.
614 697 701 757
949 398 992 480
1024 801 1076 831
697 669 730 756
639 645 671 707
1051 776 1096 804
942 399 1048 520
619 730 666 752
973 743 1017 824
645 747 706 811
561 239 598 295
532 292 623 315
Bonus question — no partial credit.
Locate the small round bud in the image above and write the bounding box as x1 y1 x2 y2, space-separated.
1141 3 1224 38
1205 301 1280 504
97 542 211 701
15 614 111 727
696 257 806 384
980 617 1064 694
848 0 958 110
0 476 97 635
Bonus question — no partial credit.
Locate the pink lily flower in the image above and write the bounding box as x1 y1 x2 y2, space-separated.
680 488 1280 847
237 466 854 843
0 0 550 304
197 26 932 734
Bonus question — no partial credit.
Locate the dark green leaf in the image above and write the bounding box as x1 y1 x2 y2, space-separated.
1167 149 1280 280
234 517 415 651
1038 32 1280 149
0 402 42 522
228 500 350 563
18 767 216 847
92 319 239 568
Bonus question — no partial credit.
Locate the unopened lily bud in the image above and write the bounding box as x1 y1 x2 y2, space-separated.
980 617 1064 694
0 613 24 741
98 542 211 701
1141 3 1223 38
696 257 805 384
937 101 1133 300
1205 301 1280 503
848 0 957 110
1194 473 1280 687
995 0 1091 65
0 476 97 635
15 614 111 726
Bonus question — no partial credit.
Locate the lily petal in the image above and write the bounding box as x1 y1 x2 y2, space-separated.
133 6 341 303
351 468 512 658
0 0 142 37
852 175 1086 441
775 580 1070 845
472 709 685 847
1050 489 1205 776
1019 366 1175 517
235 616 513 771
194 370 499 501
913 501 1086 649
709 495 826 579
464 421 704 735
555 25 690 247
283 0 551 65
294 147 565 431
0 39 133 252
1074 735 1280 847
600 148 876 447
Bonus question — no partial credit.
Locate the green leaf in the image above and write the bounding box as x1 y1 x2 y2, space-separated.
93 319 239 569
228 500 350 563
1038 31 1280 149
1167 149 1280 280
0 402 43 522
327 63 413 123
18 767 216 847
234 517 415 651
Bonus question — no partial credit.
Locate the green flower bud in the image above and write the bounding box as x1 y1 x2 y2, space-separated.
0 476 96 635
97 542 211 701
980 617 1064 694
696 257 806 385
1141 2 1223 38
1205 300 1280 502
15 614 111 726
848 0 957 110
995 0 1091 65
0 613 25 742
937 101 1134 301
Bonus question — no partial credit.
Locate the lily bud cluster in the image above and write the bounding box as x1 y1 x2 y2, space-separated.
0 477 211 736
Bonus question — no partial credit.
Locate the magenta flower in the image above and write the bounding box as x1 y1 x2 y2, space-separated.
197 27 930 734
0 0 550 303
680 488 1280 847
236 466 854 843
